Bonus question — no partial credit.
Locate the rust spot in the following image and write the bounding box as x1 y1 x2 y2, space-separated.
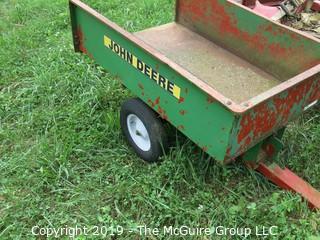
245 161 259 169
263 144 275 157
149 97 160 107
177 125 185 131
178 97 185 103
244 136 251 146
138 83 144 90
202 146 208 152
154 97 160 106
226 147 231 156
237 114 253 144
157 106 163 115
207 96 215 104
224 147 236 164
157 106 168 120
179 110 187 115
237 77 319 148
76 27 87 54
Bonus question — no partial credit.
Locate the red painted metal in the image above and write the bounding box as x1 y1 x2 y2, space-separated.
260 0 285 4
255 0 308 14
243 0 257 8
76 27 87 54
252 2 283 19
233 69 320 157
257 163 320 210
312 0 320 11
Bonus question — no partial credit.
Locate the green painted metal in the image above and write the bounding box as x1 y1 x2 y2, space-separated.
263 129 285 162
69 0 319 164
241 128 285 167
241 142 264 165
69 0 320 211
70 3 236 162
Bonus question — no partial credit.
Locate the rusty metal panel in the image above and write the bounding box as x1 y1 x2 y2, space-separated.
227 69 320 159
176 0 320 80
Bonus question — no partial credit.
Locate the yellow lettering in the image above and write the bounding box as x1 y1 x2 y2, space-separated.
173 85 181 99
104 36 111 48
104 35 181 100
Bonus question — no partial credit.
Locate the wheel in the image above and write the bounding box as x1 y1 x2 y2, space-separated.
120 98 168 162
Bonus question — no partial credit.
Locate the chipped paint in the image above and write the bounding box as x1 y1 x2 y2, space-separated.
207 96 216 104
202 146 208 152
148 97 160 108
177 125 185 130
178 97 185 103
179 110 187 115
76 27 87 54
234 75 319 156
157 106 168 120
138 83 144 90
263 144 275 157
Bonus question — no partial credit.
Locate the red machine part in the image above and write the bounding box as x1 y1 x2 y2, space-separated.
252 1 284 20
241 0 309 20
312 0 320 11
257 163 320 210
242 0 285 20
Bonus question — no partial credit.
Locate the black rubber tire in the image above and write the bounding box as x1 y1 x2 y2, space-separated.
120 98 168 162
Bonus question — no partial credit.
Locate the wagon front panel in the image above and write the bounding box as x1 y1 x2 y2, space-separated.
226 69 320 160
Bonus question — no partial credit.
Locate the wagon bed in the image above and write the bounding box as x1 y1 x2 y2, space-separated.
135 23 281 103
69 0 320 209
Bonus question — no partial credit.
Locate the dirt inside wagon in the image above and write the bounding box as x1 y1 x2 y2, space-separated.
135 23 281 103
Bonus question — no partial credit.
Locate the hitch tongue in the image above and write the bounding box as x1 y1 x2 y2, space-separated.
257 162 320 210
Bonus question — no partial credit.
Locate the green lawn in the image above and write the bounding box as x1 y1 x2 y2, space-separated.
0 0 319 239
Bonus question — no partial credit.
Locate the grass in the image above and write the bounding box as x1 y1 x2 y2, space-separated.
0 0 319 239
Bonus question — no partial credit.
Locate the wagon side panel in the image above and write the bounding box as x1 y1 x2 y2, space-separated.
176 0 320 80
70 1 236 162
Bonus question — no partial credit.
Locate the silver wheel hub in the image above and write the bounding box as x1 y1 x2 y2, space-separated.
127 114 151 151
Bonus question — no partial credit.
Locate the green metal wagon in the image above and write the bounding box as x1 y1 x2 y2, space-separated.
69 0 320 209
